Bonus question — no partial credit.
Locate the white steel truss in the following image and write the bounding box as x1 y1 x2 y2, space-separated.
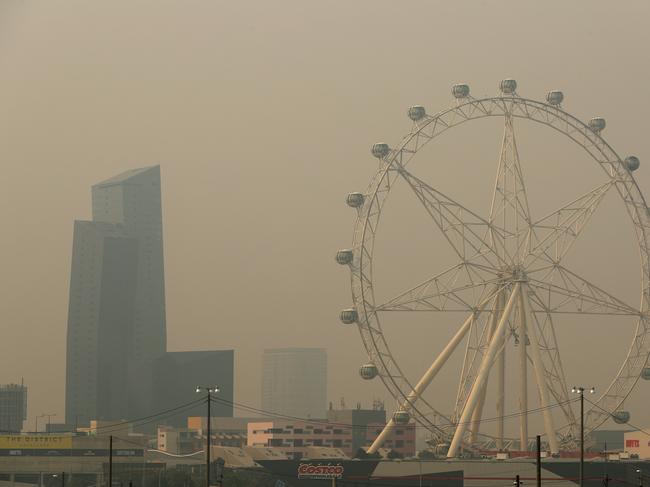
346 86 650 457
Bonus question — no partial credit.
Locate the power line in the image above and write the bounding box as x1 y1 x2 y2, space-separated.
208 394 577 432
584 396 650 438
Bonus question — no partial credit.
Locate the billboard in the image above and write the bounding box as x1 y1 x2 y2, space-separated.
0 436 72 449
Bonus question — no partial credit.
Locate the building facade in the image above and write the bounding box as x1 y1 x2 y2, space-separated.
261 348 327 420
65 166 236 428
152 350 234 427
65 166 166 425
624 429 650 459
0 384 27 433
327 407 386 455
247 417 415 458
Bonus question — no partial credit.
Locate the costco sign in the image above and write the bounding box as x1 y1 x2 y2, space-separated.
297 463 344 479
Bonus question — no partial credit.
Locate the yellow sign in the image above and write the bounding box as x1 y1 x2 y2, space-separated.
0 436 73 449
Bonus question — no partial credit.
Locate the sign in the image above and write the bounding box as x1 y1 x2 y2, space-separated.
0 448 143 457
626 439 640 448
297 463 344 480
0 436 72 449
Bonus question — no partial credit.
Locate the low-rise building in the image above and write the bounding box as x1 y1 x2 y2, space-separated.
187 416 263 447
157 427 201 454
247 417 416 459
624 429 650 459
364 422 416 458
248 420 351 459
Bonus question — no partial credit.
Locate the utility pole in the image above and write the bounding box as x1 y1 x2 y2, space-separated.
208 392 211 487
536 435 542 487
196 385 220 487
109 435 113 487
572 386 594 487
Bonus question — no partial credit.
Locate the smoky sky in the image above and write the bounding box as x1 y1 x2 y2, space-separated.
1 0 649 438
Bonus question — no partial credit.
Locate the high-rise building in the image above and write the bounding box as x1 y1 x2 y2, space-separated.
152 350 234 427
65 166 166 425
261 348 327 420
0 383 27 433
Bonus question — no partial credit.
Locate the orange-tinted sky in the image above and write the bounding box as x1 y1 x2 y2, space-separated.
1 1 649 439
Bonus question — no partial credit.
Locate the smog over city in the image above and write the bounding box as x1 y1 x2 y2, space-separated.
1 1 650 485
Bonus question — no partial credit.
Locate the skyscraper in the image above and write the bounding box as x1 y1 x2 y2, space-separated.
152 350 234 427
261 348 327 419
0 383 27 433
65 166 166 425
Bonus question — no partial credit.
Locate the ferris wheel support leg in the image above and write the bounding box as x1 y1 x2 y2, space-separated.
518 288 529 451
469 292 503 444
496 292 506 450
367 288 502 455
447 283 521 458
366 311 481 455
521 284 560 454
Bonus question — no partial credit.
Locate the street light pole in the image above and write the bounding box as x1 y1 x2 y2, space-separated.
196 385 220 487
572 386 595 487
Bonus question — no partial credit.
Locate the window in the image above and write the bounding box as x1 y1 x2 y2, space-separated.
333 439 342 447
395 440 404 448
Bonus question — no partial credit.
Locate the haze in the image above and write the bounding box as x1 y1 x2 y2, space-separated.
0 0 649 438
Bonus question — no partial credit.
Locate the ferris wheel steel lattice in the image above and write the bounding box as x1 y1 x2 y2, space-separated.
336 79 650 458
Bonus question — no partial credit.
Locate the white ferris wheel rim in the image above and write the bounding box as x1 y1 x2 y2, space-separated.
347 91 650 449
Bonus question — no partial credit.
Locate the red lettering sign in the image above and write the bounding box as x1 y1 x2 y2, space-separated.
298 463 344 479
626 439 640 448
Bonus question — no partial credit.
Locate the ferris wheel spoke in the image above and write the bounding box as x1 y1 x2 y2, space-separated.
390 161 508 269
454 292 504 426
526 181 615 268
489 113 533 265
527 265 641 316
375 263 504 313
522 285 578 437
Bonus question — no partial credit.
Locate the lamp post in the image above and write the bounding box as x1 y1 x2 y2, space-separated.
52 472 65 487
636 469 645 487
196 386 220 487
572 386 595 487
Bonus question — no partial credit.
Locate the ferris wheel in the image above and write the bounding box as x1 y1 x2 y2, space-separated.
337 79 650 457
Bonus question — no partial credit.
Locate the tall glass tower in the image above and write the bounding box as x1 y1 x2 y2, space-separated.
65 166 166 425
261 348 327 419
